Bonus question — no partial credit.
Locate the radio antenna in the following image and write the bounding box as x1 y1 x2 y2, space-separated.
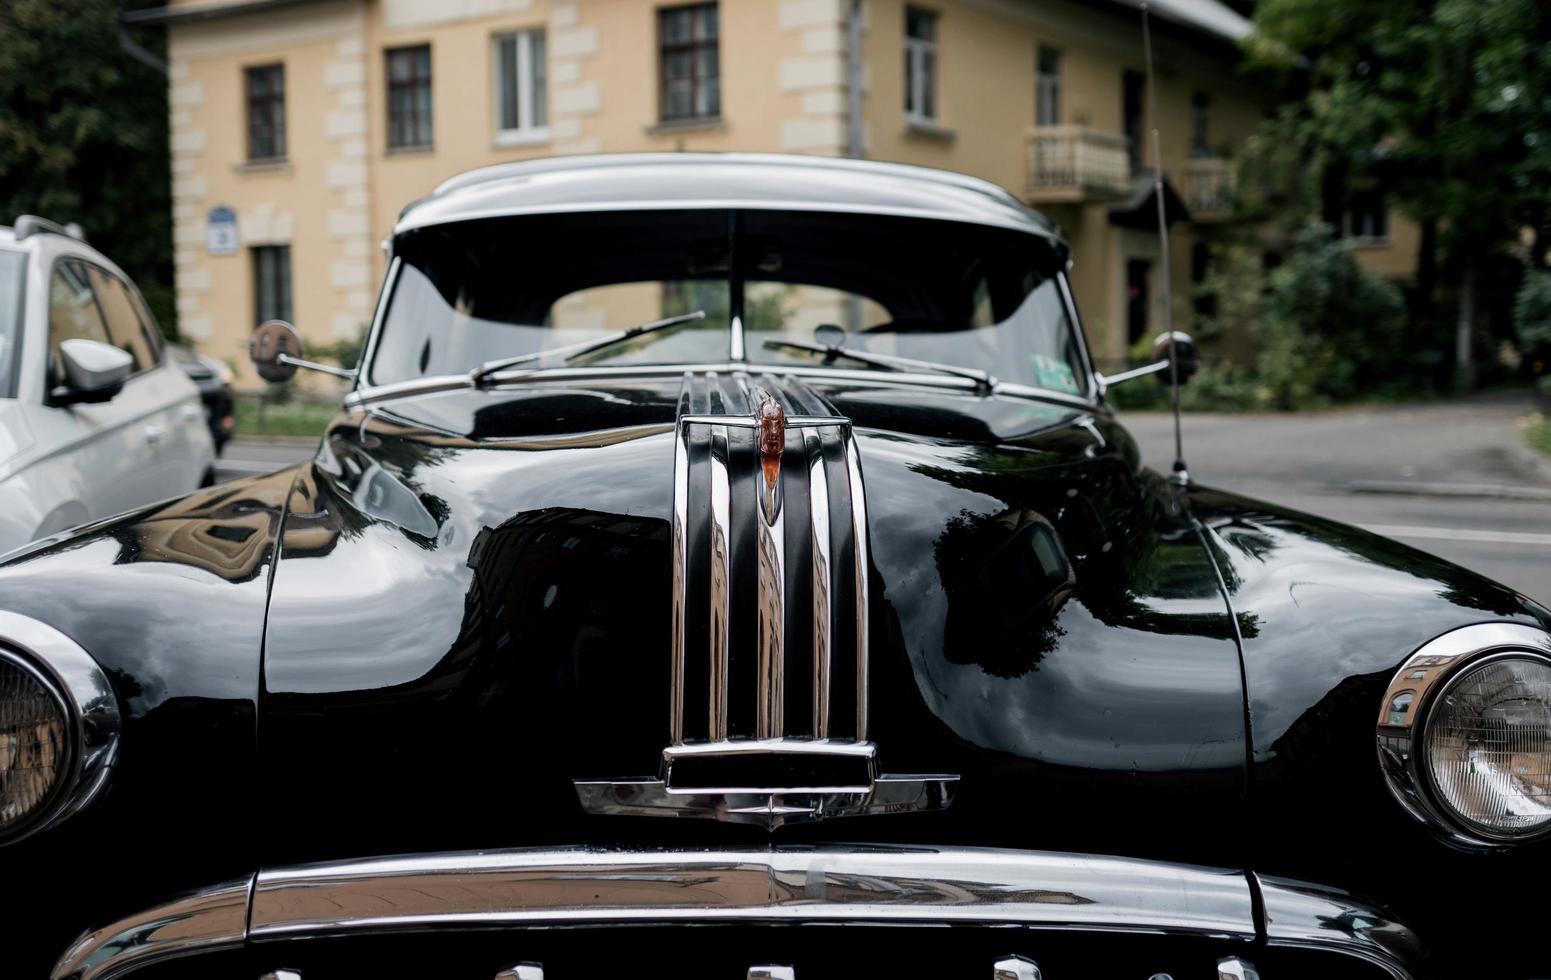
1140 2 1189 485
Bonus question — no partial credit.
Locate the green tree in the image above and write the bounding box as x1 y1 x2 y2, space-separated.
1242 0 1551 388
1257 221 1407 407
0 0 176 335
1516 269 1551 374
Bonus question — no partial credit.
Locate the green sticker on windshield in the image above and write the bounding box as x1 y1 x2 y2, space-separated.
1031 354 1079 394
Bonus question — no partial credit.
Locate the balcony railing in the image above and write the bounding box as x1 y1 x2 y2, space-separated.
1026 126 1132 203
1186 157 1233 218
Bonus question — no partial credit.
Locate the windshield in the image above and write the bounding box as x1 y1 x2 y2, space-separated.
369 209 1089 397
0 249 24 397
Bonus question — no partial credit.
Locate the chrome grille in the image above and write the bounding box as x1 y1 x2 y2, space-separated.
670 371 864 744
573 371 956 828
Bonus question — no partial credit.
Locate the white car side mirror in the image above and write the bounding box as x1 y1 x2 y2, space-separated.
54 339 133 405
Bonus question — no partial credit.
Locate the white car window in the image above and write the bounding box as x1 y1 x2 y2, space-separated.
47 259 111 387
86 266 158 373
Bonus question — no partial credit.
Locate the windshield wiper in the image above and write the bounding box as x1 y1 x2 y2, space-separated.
762 338 997 392
470 310 706 386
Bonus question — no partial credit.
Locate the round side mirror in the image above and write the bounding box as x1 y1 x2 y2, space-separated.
1150 331 1201 386
814 323 847 350
249 320 303 383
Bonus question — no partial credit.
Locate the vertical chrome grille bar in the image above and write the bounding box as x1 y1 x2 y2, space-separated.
842 428 870 739
805 426 832 738
708 423 733 740
670 418 691 745
755 455 785 740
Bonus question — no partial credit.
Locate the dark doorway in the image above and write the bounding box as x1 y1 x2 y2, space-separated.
1126 258 1151 346
1123 70 1146 168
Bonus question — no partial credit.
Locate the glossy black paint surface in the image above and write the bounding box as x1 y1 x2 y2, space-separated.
1194 488 1551 977
0 473 283 976
258 378 1247 869
1 371 1546 976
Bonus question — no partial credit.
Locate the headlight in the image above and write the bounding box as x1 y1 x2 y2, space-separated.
1378 623 1551 847
0 651 68 836
1425 654 1551 839
0 613 121 845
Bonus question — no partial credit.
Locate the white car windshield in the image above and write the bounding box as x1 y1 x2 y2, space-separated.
369 209 1089 397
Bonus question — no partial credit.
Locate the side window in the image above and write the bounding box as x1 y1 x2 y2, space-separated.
86 266 158 372
47 259 111 386
128 287 166 363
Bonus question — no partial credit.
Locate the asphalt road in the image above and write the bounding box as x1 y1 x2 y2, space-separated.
216 391 1551 603
1121 392 1551 604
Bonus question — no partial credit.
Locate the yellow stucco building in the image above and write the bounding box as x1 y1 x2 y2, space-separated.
127 0 1413 387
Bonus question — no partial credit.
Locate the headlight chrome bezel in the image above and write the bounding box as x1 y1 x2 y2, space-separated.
1377 622 1551 849
0 612 121 845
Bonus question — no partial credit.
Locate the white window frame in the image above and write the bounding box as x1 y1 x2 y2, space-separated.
493 28 549 146
904 7 938 125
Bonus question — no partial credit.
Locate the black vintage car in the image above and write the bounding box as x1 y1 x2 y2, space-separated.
3 155 1548 980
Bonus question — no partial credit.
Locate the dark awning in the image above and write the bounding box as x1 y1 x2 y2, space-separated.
1108 172 1192 229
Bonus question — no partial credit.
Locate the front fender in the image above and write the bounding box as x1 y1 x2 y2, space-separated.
0 466 299 979
1189 483 1551 976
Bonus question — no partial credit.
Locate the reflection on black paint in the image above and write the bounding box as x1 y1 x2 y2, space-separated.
936 507 1071 678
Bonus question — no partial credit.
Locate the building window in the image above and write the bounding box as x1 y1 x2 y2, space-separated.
659 3 719 122
495 29 548 139
386 45 433 150
245 64 286 161
1346 188 1389 243
1191 92 1211 158
1036 45 1061 126
252 246 293 326
904 6 938 122
1122 69 1145 168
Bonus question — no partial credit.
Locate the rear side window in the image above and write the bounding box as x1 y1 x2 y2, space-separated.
87 266 160 372
47 259 111 386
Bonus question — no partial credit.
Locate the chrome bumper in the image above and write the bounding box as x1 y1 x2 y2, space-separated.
52 845 1421 980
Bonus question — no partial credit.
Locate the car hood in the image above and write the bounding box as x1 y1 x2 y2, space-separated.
259 372 1249 865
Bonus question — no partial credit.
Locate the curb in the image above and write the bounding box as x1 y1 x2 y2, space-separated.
228 436 319 448
1343 479 1551 502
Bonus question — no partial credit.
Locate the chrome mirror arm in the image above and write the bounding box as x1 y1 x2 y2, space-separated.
277 352 358 381
1096 358 1169 392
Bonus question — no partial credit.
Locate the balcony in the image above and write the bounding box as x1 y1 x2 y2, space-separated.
1026 126 1132 203
1186 157 1233 219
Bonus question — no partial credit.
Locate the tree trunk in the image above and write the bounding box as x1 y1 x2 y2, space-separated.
1455 263 1476 391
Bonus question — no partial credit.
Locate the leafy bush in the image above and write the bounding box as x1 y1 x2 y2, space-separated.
1515 270 1551 370
313 325 367 371
1257 222 1407 407
1109 223 1412 412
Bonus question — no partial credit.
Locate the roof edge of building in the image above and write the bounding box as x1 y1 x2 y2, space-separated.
122 0 315 27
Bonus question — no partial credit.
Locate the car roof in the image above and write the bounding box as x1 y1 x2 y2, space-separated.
0 222 127 278
395 153 1064 246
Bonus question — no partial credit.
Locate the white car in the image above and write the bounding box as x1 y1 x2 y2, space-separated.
0 216 215 554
